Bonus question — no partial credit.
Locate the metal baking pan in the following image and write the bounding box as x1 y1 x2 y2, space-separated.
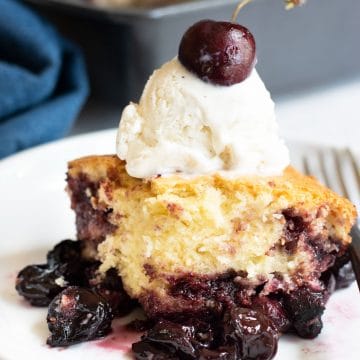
26 0 360 106
26 0 240 22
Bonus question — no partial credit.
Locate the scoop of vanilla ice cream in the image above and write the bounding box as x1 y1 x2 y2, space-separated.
117 58 289 179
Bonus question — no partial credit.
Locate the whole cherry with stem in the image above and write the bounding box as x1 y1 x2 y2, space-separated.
178 0 256 86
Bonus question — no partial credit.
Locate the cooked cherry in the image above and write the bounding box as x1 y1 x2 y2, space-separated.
178 20 256 86
145 320 197 357
93 269 137 316
47 239 82 267
47 286 113 347
46 239 85 284
133 320 200 359
223 307 278 360
188 319 214 350
15 239 88 306
15 264 67 306
283 287 325 339
199 347 237 360
252 297 290 333
132 340 179 360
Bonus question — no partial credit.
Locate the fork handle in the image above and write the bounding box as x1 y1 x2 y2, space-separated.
350 222 360 292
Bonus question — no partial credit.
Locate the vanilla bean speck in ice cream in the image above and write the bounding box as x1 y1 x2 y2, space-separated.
116 57 289 179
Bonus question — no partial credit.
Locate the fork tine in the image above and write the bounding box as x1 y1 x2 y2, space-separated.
302 147 359 205
350 226 360 292
346 148 360 193
302 150 328 187
333 148 350 200
319 149 332 189
302 155 311 176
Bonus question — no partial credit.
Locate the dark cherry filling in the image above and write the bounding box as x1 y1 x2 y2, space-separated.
168 270 252 313
85 265 137 317
132 287 328 359
282 209 309 253
282 208 343 276
67 173 117 244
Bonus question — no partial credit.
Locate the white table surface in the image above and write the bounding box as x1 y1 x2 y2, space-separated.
276 79 360 152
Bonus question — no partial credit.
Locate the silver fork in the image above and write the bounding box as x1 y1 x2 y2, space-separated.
301 147 360 291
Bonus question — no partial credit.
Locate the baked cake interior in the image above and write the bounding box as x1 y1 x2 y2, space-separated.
67 155 356 318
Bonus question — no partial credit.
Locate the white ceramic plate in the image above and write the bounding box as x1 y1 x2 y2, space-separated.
0 129 359 360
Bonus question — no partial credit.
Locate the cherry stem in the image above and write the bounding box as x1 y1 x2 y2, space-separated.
231 0 254 23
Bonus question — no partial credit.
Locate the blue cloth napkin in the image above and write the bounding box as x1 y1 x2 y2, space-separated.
0 0 89 159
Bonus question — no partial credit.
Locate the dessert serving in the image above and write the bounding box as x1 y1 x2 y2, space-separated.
15 1 356 359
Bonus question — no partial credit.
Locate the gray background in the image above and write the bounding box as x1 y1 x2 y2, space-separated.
26 0 360 132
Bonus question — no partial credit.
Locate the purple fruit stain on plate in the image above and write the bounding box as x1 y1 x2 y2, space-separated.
95 322 142 353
